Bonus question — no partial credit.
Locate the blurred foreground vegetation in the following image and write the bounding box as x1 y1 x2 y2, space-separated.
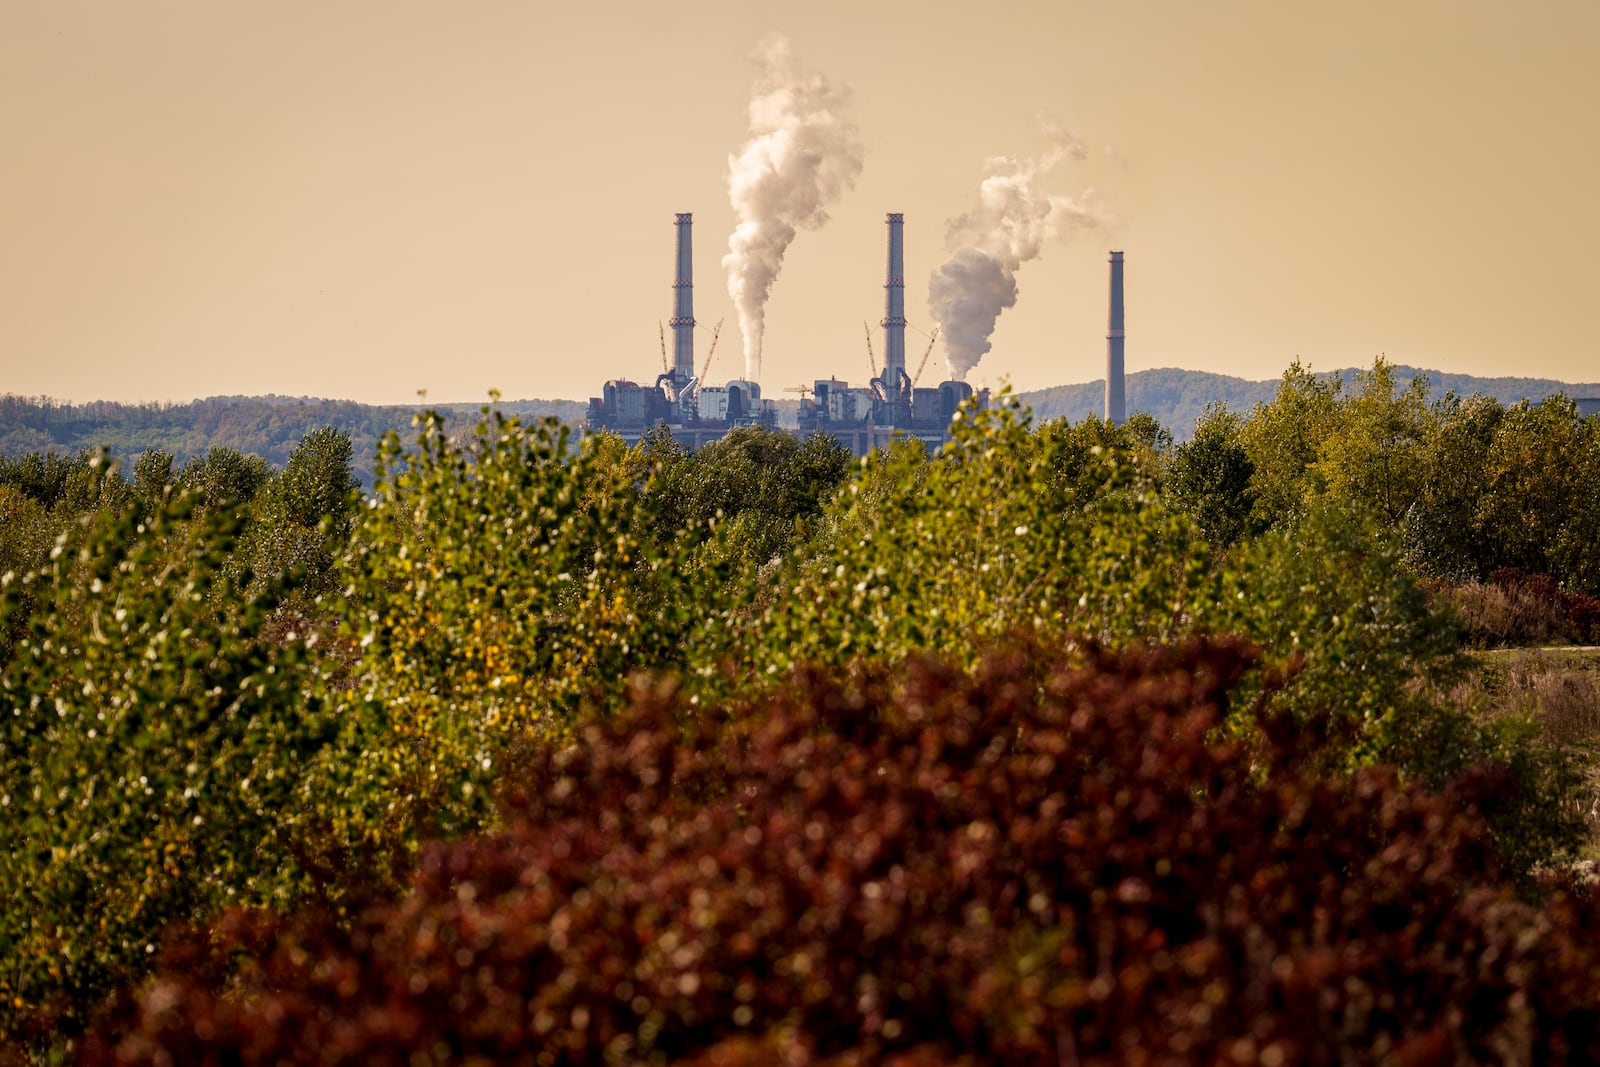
2 358 1599 1061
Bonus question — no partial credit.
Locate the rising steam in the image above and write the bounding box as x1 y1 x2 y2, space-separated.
929 127 1106 380
724 35 863 383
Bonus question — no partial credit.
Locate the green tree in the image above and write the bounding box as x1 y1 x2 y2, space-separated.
0 452 82 509
0 486 53 661
131 450 174 512
1401 393 1503 581
317 409 721 849
242 428 359 602
0 494 331 1039
1212 500 1582 869
1240 360 1343 529
175 447 272 514
1314 358 1436 528
1165 403 1258 548
1550 408 1600 593
0 486 51 582
1221 500 1460 735
645 426 853 574
1476 396 1593 588
755 399 1213 675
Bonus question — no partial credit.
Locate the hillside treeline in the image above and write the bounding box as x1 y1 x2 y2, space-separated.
0 393 586 487
2 358 1599 1061
1017 362 1600 438
3 362 1591 469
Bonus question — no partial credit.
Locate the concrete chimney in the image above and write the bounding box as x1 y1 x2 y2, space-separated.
1105 251 1125 425
881 213 907 388
670 213 696 380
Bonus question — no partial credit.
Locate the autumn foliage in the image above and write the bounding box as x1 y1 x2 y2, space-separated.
85 639 1600 1065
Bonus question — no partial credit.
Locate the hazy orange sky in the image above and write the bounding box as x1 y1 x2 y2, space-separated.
3 0 1597 405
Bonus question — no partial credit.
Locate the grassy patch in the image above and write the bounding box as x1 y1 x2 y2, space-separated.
1463 646 1600 855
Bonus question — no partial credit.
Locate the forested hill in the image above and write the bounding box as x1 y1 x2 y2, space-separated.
1017 365 1600 439
2 365 1594 475
0 394 587 487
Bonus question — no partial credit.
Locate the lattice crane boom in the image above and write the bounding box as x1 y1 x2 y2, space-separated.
698 318 724 381
911 326 941 388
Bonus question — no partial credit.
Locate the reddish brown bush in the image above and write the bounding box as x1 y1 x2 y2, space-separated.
1484 569 1600 646
83 640 1600 1065
1435 569 1600 648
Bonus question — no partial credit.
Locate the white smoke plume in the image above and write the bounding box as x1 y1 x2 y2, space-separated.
929 126 1106 380
724 35 863 384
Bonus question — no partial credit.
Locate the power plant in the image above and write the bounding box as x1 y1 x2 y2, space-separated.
792 213 979 454
586 213 778 448
599 211 1160 456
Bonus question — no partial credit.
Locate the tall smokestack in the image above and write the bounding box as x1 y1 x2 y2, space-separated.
1105 251 1125 425
671 213 696 380
882 213 907 386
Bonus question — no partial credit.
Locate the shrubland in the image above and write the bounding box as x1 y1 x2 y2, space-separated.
0 358 1596 1060
81 640 1600 1065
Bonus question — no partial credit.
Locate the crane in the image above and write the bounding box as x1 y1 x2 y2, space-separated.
698 318 724 381
783 384 813 399
658 322 668 374
911 326 941 388
863 321 878 379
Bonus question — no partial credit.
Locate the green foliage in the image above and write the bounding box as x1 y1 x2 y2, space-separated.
319 409 723 849
754 399 1213 675
0 487 53 596
240 428 359 603
1240 359 1343 528
1313 358 1435 527
1475 396 1598 589
0 393 588 489
0 452 92 511
1396 393 1600 593
643 425 853 574
0 454 134 666
1401 394 1504 582
1164 403 1258 548
130 450 173 515
174 447 272 514
1235 358 1599 596
1222 500 1459 735
1215 501 1587 871
2 372 1596 1057
269 427 358 529
0 492 331 1039
1014 362 1600 443
83 639 1600 1065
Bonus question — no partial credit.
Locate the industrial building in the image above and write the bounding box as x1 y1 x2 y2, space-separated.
586 213 778 450
791 213 980 455
585 212 986 457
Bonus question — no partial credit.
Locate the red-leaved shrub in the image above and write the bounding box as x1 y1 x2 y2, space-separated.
1483 569 1600 646
83 640 1600 1065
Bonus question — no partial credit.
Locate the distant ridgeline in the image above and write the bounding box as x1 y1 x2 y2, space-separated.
1016 365 1600 441
0 394 587 488
1 366 1594 475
